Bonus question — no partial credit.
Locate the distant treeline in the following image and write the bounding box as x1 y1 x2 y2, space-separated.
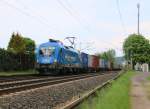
0 48 35 71
0 32 35 71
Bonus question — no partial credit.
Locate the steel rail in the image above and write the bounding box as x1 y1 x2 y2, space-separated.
0 73 109 96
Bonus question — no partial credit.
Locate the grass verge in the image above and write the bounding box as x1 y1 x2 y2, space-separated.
0 69 39 76
147 76 150 81
145 75 150 100
75 70 135 109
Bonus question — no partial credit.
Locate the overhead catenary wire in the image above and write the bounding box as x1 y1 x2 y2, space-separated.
14 0 90 38
68 0 123 51
56 0 90 33
116 0 127 35
63 0 92 30
13 0 60 32
0 0 58 33
62 1 124 54
57 0 122 50
10 0 122 51
78 41 122 53
2 0 123 53
2 0 116 50
14 0 123 53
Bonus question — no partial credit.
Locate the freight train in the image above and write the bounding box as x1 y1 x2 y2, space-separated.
35 39 120 75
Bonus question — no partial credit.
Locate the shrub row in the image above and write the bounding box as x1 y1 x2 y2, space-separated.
0 48 35 71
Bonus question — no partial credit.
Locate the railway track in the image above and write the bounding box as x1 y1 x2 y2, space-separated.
0 75 46 83
0 72 116 96
64 71 122 109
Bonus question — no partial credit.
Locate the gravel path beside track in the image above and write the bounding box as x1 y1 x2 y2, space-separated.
131 72 150 109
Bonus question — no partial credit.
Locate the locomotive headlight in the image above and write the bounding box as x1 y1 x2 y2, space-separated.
54 59 57 63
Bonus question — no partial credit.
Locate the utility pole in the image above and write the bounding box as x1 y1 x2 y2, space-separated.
128 50 133 70
137 3 140 35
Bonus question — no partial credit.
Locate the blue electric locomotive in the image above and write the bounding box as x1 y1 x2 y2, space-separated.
35 39 81 75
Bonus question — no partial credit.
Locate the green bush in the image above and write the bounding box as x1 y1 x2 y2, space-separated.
0 48 35 71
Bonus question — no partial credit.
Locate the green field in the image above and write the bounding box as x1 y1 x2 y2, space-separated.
75 70 135 109
0 70 39 76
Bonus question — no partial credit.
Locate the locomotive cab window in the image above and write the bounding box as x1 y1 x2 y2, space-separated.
47 47 55 56
40 48 46 56
39 46 55 56
39 49 43 55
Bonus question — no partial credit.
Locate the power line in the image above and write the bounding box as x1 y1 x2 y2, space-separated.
63 0 91 30
116 0 127 35
13 0 120 51
1 0 57 32
66 0 123 51
2 0 123 53
56 0 90 32
57 0 121 51
15 1 50 22
14 0 57 29
16 0 90 36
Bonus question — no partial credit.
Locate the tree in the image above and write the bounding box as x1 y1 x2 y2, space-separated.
7 32 36 69
7 33 36 54
98 49 115 61
97 49 116 67
23 37 35 54
7 32 25 54
123 34 150 64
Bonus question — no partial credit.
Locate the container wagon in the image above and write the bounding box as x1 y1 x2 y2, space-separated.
92 55 99 72
80 52 88 72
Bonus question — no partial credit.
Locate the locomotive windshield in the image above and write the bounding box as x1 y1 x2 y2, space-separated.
39 46 55 56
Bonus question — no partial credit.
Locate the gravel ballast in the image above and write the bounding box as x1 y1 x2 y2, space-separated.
0 73 118 109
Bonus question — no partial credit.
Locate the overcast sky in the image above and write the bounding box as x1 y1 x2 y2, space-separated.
0 0 150 56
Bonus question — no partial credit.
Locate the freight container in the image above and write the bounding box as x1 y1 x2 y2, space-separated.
100 59 105 69
80 52 88 68
104 59 108 69
88 55 93 68
92 55 99 69
99 58 101 68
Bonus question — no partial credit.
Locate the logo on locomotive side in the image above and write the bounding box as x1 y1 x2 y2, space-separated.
65 55 76 62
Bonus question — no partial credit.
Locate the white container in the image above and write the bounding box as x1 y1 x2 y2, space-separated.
88 55 93 68
99 59 101 68
100 59 104 68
